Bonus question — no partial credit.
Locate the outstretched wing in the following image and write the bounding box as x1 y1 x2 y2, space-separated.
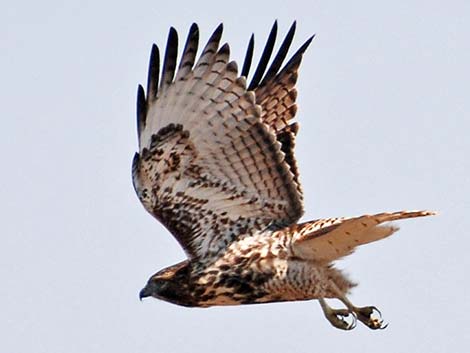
132 23 312 261
290 210 436 264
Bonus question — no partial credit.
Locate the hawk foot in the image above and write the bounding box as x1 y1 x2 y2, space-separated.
322 307 357 330
353 306 388 330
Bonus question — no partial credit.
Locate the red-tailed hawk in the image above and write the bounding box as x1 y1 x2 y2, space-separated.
133 22 434 330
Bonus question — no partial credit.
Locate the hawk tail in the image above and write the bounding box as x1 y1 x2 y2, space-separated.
291 210 436 263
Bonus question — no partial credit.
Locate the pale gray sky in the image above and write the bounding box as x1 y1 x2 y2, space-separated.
2 1 469 352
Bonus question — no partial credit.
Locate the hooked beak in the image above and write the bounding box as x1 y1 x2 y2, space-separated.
139 285 152 301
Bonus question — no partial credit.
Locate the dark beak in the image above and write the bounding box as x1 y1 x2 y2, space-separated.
139 285 152 301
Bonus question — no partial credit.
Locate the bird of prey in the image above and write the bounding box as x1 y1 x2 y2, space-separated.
133 22 434 330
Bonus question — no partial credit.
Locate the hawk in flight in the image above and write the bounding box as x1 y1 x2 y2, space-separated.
133 22 434 330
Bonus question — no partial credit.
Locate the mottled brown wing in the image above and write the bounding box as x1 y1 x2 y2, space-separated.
242 21 314 197
291 210 436 264
133 24 309 260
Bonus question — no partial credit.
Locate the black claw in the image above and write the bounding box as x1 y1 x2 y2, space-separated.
373 306 382 318
354 305 388 330
367 319 387 330
329 310 357 330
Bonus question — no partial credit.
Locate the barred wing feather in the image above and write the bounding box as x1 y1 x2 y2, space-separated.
132 23 311 260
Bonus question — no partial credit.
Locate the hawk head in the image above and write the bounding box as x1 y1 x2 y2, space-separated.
139 260 194 307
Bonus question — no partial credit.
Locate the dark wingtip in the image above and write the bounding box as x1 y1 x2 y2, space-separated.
136 84 146 137
296 34 316 57
147 44 160 101
137 84 145 99
241 34 254 78
167 27 178 48
219 42 230 56
271 20 279 39
159 27 179 90
187 23 199 43
169 26 177 36
189 23 199 41
259 21 298 86
290 20 297 31
304 34 316 48
189 22 199 33
248 21 278 90
190 23 200 41
282 33 316 71
167 27 179 48
214 23 224 38
299 34 316 54
200 23 223 51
